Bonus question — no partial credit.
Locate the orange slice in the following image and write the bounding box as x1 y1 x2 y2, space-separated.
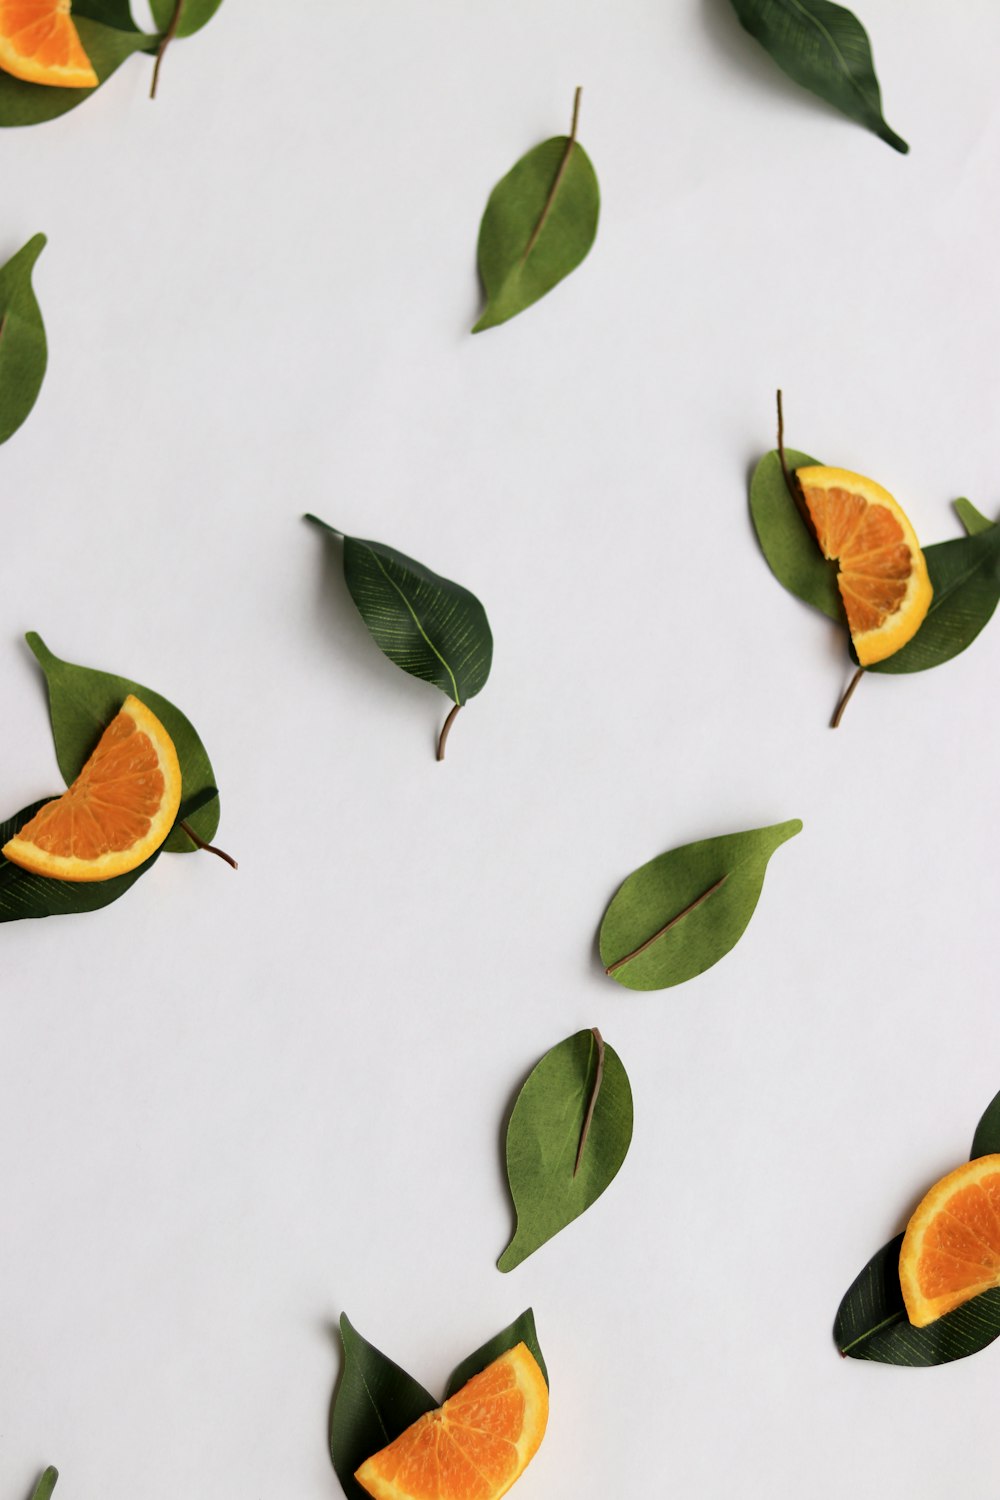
355 1343 548 1500
796 465 933 666
3 695 182 882
899 1155 1000 1327
0 0 97 88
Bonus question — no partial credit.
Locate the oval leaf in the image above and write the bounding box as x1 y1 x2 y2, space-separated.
867 524 1000 674
473 89 599 333
600 820 802 991
150 0 224 37
727 0 908 153
31 1469 58 1500
499 1029 632 1272
330 1315 436 1500
444 1309 547 1399
0 235 47 446
971 1088 1000 1159
750 448 841 620
26 632 220 851
0 19 152 128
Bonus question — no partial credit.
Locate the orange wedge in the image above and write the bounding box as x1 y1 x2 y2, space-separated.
355 1343 548 1500
0 0 97 88
899 1155 1000 1327
796 465 933 666
3 695 182 882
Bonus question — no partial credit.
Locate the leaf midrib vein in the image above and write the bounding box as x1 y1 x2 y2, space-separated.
366 548 461 704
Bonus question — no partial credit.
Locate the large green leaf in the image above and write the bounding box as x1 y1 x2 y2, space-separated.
30 1469 58 1500
836 1092 1000 1365
330 1316 436 1500
444 1309 548 1398
750 448 840 620
600 821 802 991
498 1029 632 1272
0 235 47 447
150 0 225 39
727 0 907 153
73 0 140 29
26 632 220 851
473 88 599 333
306 515 492 758
868 524 1000 674
0 19 152 128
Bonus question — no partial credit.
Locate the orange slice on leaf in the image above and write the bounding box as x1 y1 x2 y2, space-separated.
355 1343 548 1500
899 1155 1000 1327
0 0 97 89
796 465 933 666
3 695 182 882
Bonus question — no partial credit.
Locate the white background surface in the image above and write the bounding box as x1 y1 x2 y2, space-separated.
2 2 1000 1495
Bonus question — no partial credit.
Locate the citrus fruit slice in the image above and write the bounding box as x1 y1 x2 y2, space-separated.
355 1343 548 1500
0 0 97 88
2 695 182 882
899 1154 1000 1327
795 465 933 666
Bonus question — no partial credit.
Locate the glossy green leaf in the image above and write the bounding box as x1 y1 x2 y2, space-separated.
444 1309 548 1398
868 524 1000 675
26 632 220 851
971 1088 1000 1159
473 89 599 333
0 235 47 446
0 19 153 128
73 0 140 28
150 0 224 39
955 498 994 537
727 0 907 153
330 1316 436 1500
600 821 802 991
499 1029 632 1272
750 448 840 621
306 515 492 757
30 1469 58 1500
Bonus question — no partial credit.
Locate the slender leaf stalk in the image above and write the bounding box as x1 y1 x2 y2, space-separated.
605 874 729 977
521 86 582 262
573 1028 605 1177
436 703 461 761
150 0 185 99
831 666 864 728
0 312 7 350
179 818 238 869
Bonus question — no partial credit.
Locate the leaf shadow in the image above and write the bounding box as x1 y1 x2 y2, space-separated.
699 0 850 133
325 1315 344 1452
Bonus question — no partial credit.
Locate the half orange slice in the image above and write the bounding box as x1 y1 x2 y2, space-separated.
3 695 182 882
899 1155 1000 1327
0 0 97 89
796 465 933 666
355 1343 548 1500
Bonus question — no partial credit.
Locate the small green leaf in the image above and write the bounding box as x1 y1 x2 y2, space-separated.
473 88 599 333
727 0 908 153
26 632 220 852
955 498 994 537
750 448 840 621
499 1029 632 1272
0 19 153 128
150 0 224 38
330 1315 436 1500
600 821 802 991
971 1088 1000 1159
0 235 47 446
306 515 492 759
868 524 1000 675
444 1310 548 1398
73 0 140 29
30 1468 58 1500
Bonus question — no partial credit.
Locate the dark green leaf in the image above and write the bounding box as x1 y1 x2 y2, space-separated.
955 498 994 537
330 1315 436 1500
0 235 47 446
0 19 152 128
444 1309 548 1398
30 1469 58 1500
750 448 841 621
473 89 599 333
868 525 1000 675
972 1089 1000 1159
26 632 220 852
499 1029 632 1272
727 0 907 153
150 0 224 39
73 0 139 29
600 820 802 991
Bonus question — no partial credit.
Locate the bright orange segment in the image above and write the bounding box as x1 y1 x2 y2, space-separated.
355 1344 548 1500
2 695 182 882
899 1155 1000 1327
0 0 97 88
796 465 933 665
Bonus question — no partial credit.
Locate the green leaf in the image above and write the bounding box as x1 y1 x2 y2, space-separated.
306 516 492 757
473 88 599 333
26 632 220 852
150 0 224 39
971 1088 1000 1159
444 1309 548 1398
955 498 994 537
867 524 1000 675
0 235 47 447
73 0 140 29
330 1316 437 1500
30 1469 58 1500
498 1029 632 1272
727 0 908 153
0 19 152 128
600 820 802 991
750 448 841 621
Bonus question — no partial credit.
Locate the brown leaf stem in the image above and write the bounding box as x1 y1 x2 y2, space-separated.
574 1028 605 1177
179 818 238 869
521 85 583 263
150 0 185 100
776 388 817 537
605 874 729 977
831 666 864 729
436 703 461 761
0 313 7 350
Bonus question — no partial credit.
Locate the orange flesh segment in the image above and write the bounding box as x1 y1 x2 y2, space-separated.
355 1344 547 1500
0 0 97 88
899 1155 1000 1327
